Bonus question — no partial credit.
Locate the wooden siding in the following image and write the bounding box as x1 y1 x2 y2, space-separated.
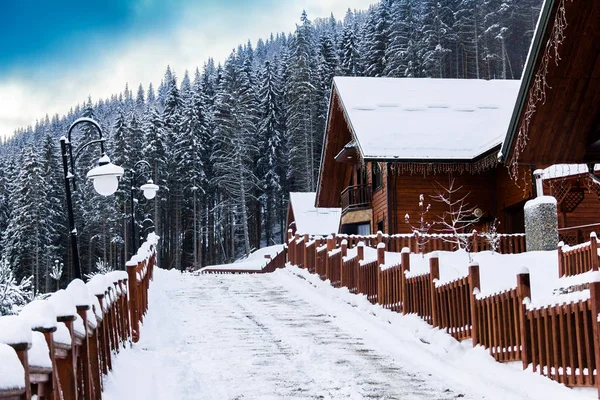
368 162 389 233
389 169 497 234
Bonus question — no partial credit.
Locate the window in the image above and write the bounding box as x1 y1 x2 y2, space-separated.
357 223 370 236
372 162 382 191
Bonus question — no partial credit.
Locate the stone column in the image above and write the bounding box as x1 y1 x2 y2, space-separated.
524 195 558 251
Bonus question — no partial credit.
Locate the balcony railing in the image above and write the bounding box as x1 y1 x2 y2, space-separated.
341 184 372 212
559 223 600 245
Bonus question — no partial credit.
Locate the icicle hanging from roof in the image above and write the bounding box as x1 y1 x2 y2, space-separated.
509 0 571 181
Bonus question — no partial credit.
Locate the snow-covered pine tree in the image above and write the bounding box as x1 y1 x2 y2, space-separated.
0 258 32 316
286 10 318 192
1 146 48 291
257 59 285 246
362 1 392 77
419 0 455 78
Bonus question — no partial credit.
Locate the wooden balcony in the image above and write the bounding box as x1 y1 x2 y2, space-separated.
341 185 371 213
559 223 600 245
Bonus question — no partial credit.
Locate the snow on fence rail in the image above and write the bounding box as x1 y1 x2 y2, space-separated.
201 246 287 275
0 233 158 400
331 230 527 255
289 230 600 396
558 233 600 277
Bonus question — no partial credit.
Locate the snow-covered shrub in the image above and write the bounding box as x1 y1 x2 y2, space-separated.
49 260 63 291
0 258 33 316
405 194 433 256
480 219 500 254
85 258 114 280
431 177 480 261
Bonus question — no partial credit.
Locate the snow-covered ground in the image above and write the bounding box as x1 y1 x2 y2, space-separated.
103 265 594 400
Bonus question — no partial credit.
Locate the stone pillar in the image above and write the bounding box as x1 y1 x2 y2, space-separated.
524 195 558 251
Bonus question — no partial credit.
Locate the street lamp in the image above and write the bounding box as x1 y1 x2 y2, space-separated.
128 161 159 258
60 117 124 281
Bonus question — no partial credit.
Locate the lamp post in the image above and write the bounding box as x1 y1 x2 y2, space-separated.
60 117 124 280
128 161 159 258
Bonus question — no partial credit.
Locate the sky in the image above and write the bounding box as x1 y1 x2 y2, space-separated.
0 0 375 138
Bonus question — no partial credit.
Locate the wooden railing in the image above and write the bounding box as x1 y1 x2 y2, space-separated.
263 248 287 273
524 287 600 388
558 233 600 277
336 231 527 255
340 184 371 212
472 271 529 363
559 223 600 246
289 234 600 395
0 233 158 400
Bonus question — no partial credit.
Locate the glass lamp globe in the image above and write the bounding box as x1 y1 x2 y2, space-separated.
86 155 124 197
140 180 159 199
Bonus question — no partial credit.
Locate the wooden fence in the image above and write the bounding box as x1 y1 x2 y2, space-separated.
335 231 526 255
290 234 600 396
0 234 159 400
201 247 288 275
558 233 600 277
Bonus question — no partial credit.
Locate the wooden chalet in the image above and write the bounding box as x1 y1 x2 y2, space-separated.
500 0 600 243
286 192 341 236
316 77 532 236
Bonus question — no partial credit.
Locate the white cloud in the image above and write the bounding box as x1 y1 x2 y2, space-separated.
0 0 375 138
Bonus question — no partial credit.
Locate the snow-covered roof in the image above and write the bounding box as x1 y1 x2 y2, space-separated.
333 77 522 160
540 164 600 180
289 192 341 235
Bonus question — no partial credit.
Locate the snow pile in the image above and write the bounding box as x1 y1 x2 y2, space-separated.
0 343 25 391
66 279 90 308
73 316 85 337
0 315 32 346
47 290 77 319
87 275 109 297
28 331 51 369
19 300 57 332
524 195 557 210
54 322 72 346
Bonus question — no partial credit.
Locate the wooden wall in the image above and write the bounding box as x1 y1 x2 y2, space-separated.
388 169 497 235
367 162 389 233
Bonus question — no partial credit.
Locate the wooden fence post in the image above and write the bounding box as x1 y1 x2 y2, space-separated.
76 305 94 400
516 267 532 370
589 281 600 399
429 254 440 327
340 240 348 286
591 232 599 271
400 248 410 315
326 235 335 280
357 242 364 261
303 234 310 269
468 263 480 346
472 230 479 253
377 242 385 304
557 241 564 277
126 260 139 343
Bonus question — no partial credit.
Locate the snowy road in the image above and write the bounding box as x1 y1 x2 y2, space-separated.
103 267 592 400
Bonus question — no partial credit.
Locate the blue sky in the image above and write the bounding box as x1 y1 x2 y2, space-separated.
0 0 374 137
